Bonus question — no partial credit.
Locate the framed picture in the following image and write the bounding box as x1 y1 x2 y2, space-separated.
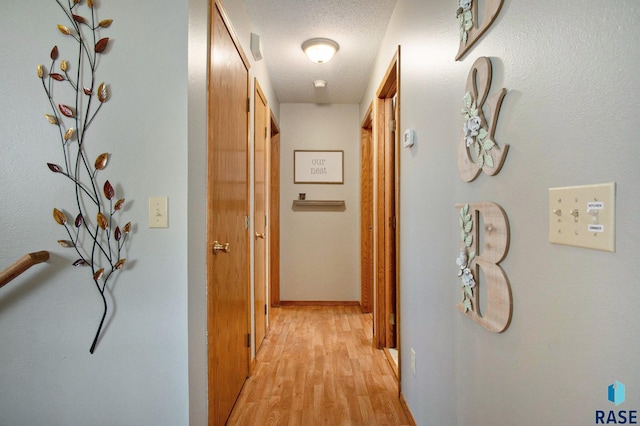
294 150 344 184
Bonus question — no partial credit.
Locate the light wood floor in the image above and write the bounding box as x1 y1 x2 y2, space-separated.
227 305 414 426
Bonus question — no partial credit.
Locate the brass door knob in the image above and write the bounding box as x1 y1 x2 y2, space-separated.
212 241 231 254
255 232 265 239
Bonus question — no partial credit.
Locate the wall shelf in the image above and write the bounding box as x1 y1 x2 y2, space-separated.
292 200 345 208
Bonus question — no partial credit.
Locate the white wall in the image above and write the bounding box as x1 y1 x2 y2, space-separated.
1 0 189 425
186 0 209 423
279 104 360 302
362 0 640 425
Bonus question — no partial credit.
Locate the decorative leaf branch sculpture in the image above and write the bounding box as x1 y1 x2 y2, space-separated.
37 0 131 354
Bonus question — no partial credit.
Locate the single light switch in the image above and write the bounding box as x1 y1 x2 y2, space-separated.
548 183 615 252
149 197 168 228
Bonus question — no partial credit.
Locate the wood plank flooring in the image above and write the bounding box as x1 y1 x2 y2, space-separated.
227 305 413 426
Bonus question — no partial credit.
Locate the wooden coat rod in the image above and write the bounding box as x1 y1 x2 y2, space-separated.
0 251 50 289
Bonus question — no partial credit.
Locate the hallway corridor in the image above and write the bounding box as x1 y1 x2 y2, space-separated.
227 305 413 425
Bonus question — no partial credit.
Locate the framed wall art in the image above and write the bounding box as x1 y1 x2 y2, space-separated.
294 150 344 184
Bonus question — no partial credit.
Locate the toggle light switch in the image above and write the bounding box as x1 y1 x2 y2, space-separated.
548 183 615 252
149 197 168 228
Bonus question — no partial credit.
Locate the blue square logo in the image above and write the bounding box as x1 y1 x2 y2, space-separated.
608 381 626 406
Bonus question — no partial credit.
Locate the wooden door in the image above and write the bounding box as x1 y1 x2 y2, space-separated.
268 114 280 308
360 105 374 314
253 80 268 352
207 2 251 424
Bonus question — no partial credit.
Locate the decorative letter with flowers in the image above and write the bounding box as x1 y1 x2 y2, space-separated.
458 57 508 182
455 202 512 333
37 0 131 353
455 0 504 61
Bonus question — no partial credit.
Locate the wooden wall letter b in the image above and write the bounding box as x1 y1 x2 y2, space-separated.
456 202 512 333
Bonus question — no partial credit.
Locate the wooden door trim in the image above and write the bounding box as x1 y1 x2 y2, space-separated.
213 0 250 69
269 112 280 309
374 96 387 350
360 102 374 314
253 78 268 355
376 53 398 98
254 78 267 108
361 102 373 129
270 111 280 134
393 48 402 390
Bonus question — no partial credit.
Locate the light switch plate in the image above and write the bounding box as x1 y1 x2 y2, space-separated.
548 183 615 252
149 197 168 228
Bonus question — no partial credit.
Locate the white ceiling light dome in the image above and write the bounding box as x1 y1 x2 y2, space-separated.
301 38 339 64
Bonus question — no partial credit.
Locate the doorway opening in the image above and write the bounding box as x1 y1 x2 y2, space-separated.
373 48 401 378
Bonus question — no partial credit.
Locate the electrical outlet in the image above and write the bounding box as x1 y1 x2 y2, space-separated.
410 348 416 376
548 183 615 252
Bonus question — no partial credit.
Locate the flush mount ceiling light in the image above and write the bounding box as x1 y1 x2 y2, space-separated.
301 38 339 64
314 80 327 88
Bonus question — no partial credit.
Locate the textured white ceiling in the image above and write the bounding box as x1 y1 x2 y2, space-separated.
245 0 398 104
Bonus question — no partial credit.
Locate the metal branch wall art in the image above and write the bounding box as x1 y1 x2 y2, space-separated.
37 0 131 354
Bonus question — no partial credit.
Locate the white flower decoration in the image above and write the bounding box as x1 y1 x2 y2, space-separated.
463 116 482 147
467 116 481 132
457 0 473 44
456 249 467 269
461 92 496 168
462 268 476 288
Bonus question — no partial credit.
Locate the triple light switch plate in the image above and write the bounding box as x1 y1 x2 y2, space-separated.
548 183 615 252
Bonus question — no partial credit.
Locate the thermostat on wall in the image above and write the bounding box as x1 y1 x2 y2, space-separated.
403 129 416 148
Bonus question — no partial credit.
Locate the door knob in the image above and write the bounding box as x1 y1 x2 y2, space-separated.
212 241 231 254
255 232 265 239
